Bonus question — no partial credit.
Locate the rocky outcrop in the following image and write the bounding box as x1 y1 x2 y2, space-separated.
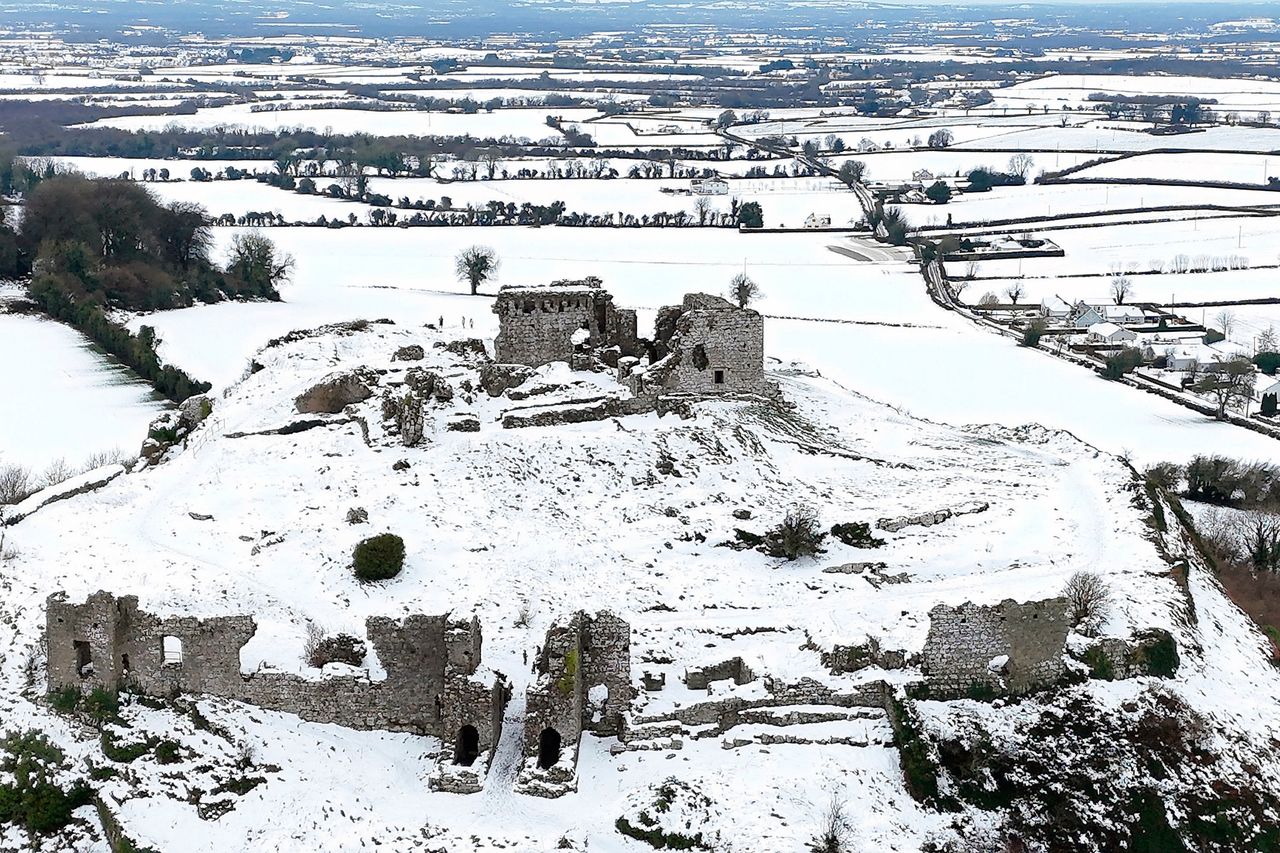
479 363 538 397
436 338 490 362
404 368 453 403
140 394 216 466
393 344 425 361
295 372 374 414
877 501 989 533
446 414 481 432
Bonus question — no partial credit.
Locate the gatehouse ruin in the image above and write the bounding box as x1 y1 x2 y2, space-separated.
517 610 633 797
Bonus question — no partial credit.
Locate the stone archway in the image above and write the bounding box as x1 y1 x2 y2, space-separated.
537 728 561 770
455 725 480 766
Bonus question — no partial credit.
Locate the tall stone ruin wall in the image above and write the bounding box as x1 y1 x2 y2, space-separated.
523 610 632 756
47 591 505 740
492 285 639 367
922 597 1071 698
631 294 768 397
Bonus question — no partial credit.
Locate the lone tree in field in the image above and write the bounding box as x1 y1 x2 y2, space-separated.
227 230 293 299
1064 571 1112 635
456 245 499 295
927 129 954 149
1009 153 1035 179
1004 282 1025 305
728 272 761 308
1214 309 1237 340
1110 275 1133 305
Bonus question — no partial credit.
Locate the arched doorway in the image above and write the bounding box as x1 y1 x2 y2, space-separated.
537 728 561 770
455 725 480 766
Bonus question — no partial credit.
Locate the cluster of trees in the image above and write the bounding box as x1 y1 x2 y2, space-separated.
12 174 292 401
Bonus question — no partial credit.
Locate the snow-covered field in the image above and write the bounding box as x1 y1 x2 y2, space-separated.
0 314 167 471
1072 151 1280 185
82 104 604 139
112 226 1280 467
990 73 1280 113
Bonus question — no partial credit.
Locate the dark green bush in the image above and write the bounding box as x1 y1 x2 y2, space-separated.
1138 632 1180 678
1083 646 1115 680
0 731 92 836
101 731 152 764
829 522 885 549
47 688 80 714
352 533 405 582
153 740 182 765
82 688 119 726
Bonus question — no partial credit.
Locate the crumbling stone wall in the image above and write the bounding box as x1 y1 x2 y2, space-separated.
492 280 639 367
519 611 631 796
628 294 769 397
922 598 1070 698
47 592 505 742
684 656 755 690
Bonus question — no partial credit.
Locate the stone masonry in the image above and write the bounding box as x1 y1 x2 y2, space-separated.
627 293 770 397
517 611 631 797
922 598 1071 698
492 279 640 368
47 592 508 757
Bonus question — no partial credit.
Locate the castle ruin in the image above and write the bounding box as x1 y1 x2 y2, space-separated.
48 591 509 785
492 279 773 401
517 610 632 798
492 278 641 369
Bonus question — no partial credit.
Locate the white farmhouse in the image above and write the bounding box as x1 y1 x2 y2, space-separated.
1071 304 1106 329
1088 322 1138 344
691 178 729 196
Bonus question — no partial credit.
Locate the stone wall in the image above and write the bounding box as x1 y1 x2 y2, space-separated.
684 656 755 690
518 610 631 797
492 281 639 367
628 294 769 397
922 598 1070 698
47 592 506 743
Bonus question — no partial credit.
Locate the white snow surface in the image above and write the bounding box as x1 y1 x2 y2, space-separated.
4 321 1280 850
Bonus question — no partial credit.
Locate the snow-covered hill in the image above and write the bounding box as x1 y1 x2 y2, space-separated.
2 319 1278 852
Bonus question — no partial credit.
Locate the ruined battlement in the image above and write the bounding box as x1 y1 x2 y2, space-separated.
629 294 769 397
922 597 1070 698
46 591 506 748
492 278 640 367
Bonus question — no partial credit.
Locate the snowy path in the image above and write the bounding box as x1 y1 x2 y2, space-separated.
476 689 526 814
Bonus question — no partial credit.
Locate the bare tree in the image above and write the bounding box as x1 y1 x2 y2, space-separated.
455 245 500 295
1192 356 1256 419
1009 153 1035 179
1004 282 1025 305
1240 510 1280 572
1214 309 1237 339
1110 275 1133 305
1064 571 1112 635
978 291 1000 307
0 464 33 505
964 260 980 281
729 272 761 308
693 195 713 227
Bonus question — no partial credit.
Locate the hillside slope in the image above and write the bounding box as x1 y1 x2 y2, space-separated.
2 320 1278 852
